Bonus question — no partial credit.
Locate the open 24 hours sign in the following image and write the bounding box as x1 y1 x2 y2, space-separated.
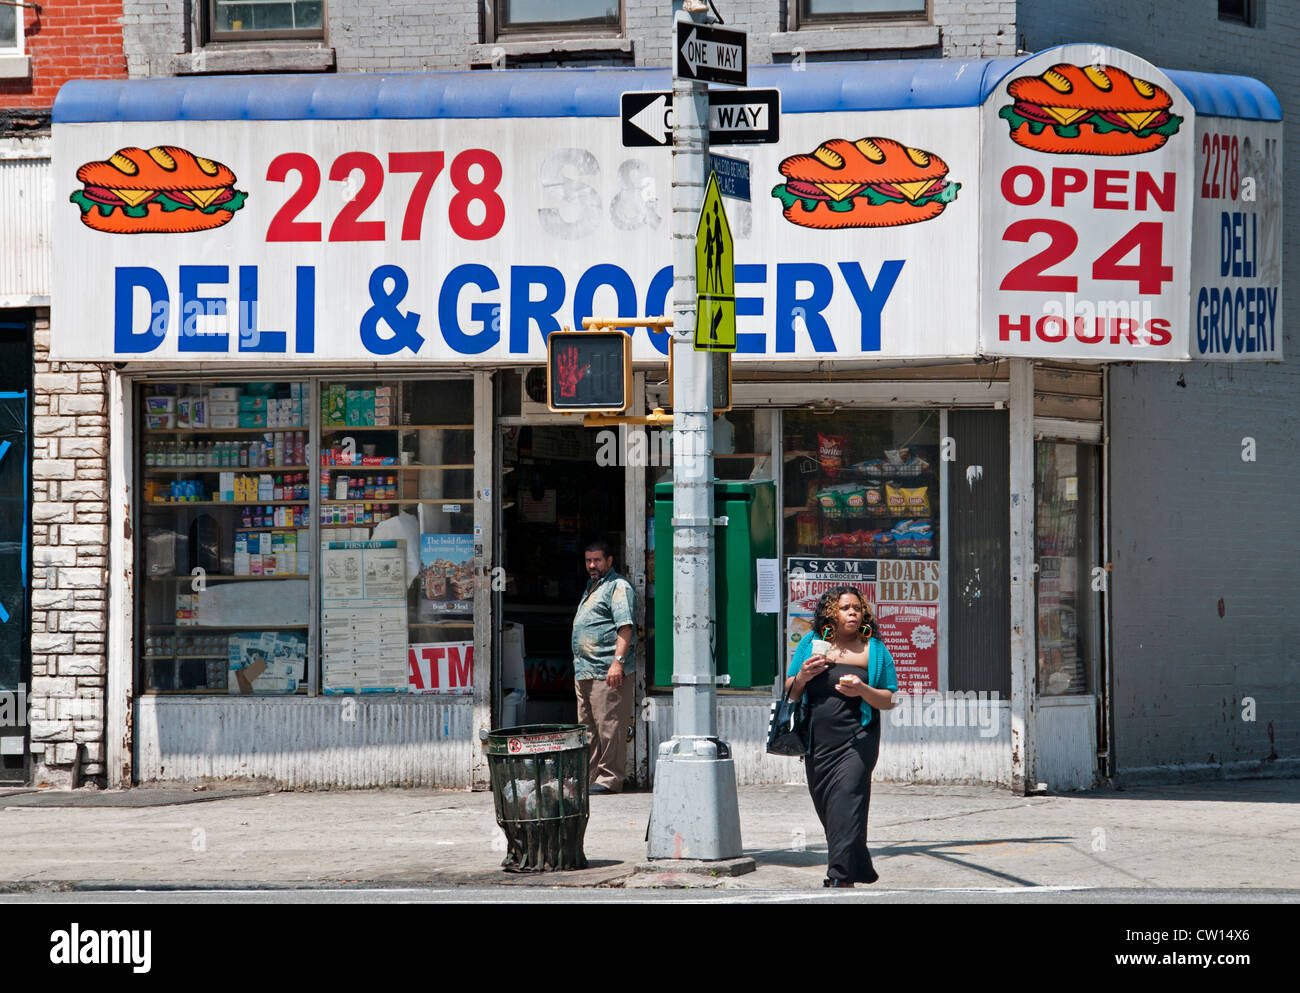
980 45 1198 360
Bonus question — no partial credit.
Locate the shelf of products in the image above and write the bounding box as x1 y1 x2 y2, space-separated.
320 424 475 432
138 376 481 696
782 414 941 561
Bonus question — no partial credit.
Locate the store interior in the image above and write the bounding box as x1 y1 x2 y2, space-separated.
499 423 625 725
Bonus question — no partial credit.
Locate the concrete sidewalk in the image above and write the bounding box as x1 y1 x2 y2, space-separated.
1 778 1297 892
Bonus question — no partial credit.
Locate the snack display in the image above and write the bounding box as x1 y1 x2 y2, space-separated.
789 428 939 561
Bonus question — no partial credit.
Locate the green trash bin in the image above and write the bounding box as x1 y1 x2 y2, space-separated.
486 724 590 872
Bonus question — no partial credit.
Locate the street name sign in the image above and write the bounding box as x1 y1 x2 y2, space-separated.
694 172 736 352
620 89 780 147
708 153 750 201
675 22 747 87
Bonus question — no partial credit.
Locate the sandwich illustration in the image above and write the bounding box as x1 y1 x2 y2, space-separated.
70 145 248 234
771 137 960 229
999 63 1183 155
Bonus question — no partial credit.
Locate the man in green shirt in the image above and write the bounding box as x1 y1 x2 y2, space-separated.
571 540 636 794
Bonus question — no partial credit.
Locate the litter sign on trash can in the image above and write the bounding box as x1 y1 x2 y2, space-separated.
486 724 590 872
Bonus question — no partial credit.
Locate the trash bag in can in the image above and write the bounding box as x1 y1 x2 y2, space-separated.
486 724 589 872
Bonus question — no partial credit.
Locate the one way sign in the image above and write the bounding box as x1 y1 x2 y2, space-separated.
621 89 780 147
675 22 746 87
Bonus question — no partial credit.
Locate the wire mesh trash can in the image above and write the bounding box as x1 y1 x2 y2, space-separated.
486 724 589 872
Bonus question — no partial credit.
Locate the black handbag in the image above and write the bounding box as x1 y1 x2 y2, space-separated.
766 684 810 756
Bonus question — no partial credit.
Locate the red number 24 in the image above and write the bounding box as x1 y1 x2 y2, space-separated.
1000 220 1173 296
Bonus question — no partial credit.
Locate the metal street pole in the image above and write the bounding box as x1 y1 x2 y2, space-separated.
646 2 743 861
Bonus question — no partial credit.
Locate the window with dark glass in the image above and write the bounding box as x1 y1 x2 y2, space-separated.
209 1 325 41
799 0 928 23
1034 442 1101 696
0 5 20 51
498 0 620 33
1218 0 1257 26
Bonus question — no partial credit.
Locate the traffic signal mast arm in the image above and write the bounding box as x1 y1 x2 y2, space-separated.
577 317 675 427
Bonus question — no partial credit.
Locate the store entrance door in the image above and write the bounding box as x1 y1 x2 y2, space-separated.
0 314 32 784
498 423 627 727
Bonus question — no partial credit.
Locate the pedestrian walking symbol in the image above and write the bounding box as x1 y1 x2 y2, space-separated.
695 171 736 352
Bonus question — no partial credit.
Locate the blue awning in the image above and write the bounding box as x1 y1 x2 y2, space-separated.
53 54 1281 124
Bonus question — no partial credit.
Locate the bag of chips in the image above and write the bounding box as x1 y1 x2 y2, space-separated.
819 433 847 478
900 485 931 517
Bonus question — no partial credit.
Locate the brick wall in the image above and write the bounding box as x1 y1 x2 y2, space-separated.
28 312 110 787
330 1 478 72
935 0 1017 58
122 1 1014 74
121 0 187 77
0 1 127 110
1019 0 1300 779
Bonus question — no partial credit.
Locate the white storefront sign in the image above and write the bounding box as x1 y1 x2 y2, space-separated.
50 47 1279 364
980 45 1196 360
1188 116 1283 360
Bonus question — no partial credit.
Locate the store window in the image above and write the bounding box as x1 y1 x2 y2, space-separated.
797 0 928 24
139 380 311 693
496 0 620 34
1035 442 1101 696
783 410 939 563
783 410 942 693
209 1 325 41
135 377 476 696
320 378 475 694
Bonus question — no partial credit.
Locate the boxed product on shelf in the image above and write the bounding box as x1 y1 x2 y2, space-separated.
219 471 235 502
208 387 240 402
234 533 250 576
208 401 239 418
323 384 346 425
176 397 205 429
210 413 238 429
144 396 175 414
345 389 375 426
145 412 175 430
271 531 297 575
238 410 268 428
238 395 267 411
297 528 310 575
175 592 198 625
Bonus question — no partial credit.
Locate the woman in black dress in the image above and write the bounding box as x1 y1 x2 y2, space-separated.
785 585 898 887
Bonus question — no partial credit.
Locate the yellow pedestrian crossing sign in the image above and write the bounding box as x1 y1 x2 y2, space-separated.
695 171 736 352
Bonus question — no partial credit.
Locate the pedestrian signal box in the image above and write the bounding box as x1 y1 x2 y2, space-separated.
546 330 633 413
668 347 732 413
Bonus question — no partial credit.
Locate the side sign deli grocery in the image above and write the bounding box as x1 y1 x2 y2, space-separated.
51 46 1281 364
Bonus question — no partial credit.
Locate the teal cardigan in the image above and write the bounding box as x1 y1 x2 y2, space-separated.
787 631 899 728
